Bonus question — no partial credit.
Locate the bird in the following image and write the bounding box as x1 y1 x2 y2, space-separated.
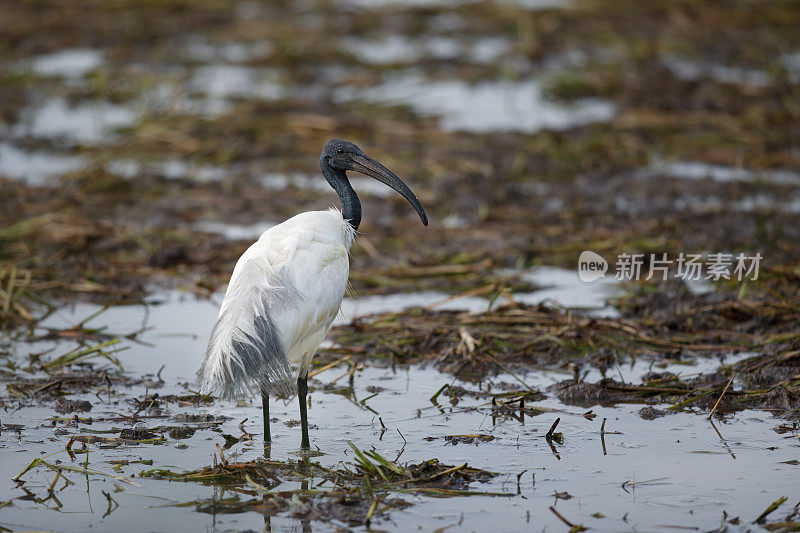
197 139 428 449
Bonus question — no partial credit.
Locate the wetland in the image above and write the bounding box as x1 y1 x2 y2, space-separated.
1 0 799 531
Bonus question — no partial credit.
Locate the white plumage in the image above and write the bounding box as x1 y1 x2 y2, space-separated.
197 208 355 398
196 138 427 448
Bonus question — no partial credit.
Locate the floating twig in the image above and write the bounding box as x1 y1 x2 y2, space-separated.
549 506 587 531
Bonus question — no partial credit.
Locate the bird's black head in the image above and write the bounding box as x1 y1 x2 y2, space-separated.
320 138 428 227
321 139 365 171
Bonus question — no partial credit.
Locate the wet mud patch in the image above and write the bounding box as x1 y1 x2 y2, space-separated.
53 398 92 414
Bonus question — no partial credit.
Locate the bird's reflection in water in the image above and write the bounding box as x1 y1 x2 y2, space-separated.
261 454 313 532
299 480 312 532
261 484 312 532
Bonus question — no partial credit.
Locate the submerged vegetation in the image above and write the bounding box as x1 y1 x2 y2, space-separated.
330 290 800 417
139 445 503 525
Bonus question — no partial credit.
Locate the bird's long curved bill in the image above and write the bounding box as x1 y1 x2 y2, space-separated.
350 154 428 226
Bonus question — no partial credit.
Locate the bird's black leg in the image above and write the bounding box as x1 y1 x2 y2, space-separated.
297 373 310 450
262 390 271 444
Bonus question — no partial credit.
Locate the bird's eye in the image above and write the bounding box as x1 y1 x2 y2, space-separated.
337 148 344 154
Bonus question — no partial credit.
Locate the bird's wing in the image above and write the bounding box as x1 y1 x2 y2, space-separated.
197 210 353 398
196 240 299 399
271 231 350 370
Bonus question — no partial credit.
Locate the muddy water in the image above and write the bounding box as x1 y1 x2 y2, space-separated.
2 291 797 532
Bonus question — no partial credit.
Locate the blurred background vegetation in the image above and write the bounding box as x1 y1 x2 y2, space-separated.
1 0 799 322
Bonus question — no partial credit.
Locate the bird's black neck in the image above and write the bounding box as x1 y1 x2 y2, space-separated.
321 159 361 231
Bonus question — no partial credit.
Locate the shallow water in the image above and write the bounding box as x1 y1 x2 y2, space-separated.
673 194 800 215
107 158 227 182
1 7 797 531
1 292 796 532
28 48 105 79
259 172 397 198
193 220 278 240
0 142 85 185
25 269 618 379
662 56 772 87
783 52 800 74
182 38 273 64
343 35 511 65
646 159 800 186
335 73 615 133
188 64 287 102
13 97 139 145
510 266 621 317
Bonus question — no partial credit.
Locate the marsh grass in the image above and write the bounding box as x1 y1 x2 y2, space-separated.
137 443 505 524
327 293 800 416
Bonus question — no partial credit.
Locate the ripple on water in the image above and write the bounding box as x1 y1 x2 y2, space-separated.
641 491 738 509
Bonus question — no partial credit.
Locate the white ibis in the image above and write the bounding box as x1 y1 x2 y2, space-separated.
197 139 428 449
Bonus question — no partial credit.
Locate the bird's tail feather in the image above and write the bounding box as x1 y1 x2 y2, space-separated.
196 265 297 399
